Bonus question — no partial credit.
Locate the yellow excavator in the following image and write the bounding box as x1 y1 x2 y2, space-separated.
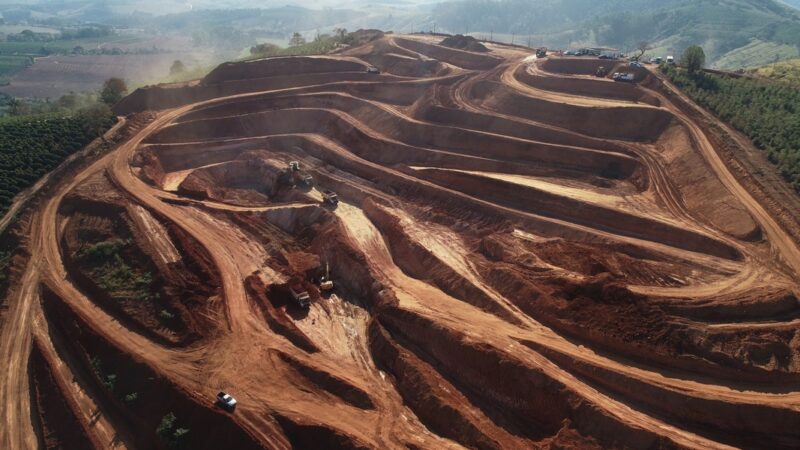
320 262 334 291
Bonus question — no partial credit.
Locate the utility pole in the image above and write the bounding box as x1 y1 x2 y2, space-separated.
511 33 515 45
490 30 493 41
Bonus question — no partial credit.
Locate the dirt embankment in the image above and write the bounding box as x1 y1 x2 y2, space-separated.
416 168 740 260
439 35 490 53
178 152 287 206
471 80 674 141
203 57 366 84
393 37 502 70
151 95 641 182
363 198 520 323
516 64 660 106
539 57 617 76
30 341 97 450
343 38 450 78
373 305 676 449
41 286 270 450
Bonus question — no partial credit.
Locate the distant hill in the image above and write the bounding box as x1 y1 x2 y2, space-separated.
433 0 800 69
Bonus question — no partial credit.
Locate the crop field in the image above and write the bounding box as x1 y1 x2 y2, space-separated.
0 53 199 98
0 55 33 85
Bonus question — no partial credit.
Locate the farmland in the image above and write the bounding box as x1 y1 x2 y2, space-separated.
0 108 115 215
0 53 201 98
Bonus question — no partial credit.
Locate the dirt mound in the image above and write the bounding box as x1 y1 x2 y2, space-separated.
439 34 489 53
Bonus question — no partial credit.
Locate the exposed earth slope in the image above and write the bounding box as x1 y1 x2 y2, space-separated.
2 34 800 449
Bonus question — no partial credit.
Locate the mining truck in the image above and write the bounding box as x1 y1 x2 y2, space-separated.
535 47 547 58
289 284 311 308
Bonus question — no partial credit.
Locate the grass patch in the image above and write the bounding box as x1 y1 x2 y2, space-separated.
750 58 800 84
76 239 154 301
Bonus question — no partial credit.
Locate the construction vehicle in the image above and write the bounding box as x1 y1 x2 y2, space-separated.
217 392 237 411
535 47 547 58
612 72 635 82
289 161 300 171
322 190 338 205
289 283 311 308
319 262 334 291
366 66 380 74
595 66 608 77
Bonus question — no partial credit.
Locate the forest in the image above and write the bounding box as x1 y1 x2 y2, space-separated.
662 65 800 192
0 106 116 215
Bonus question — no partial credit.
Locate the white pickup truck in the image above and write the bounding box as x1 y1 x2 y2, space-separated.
217 392 237 411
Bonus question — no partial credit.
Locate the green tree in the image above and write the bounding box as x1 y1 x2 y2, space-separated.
100 78 127 105
79 103 114 138
250 43 279 57
170 60 186 76
333 28 348 41
681 45 706 74
289 32 306 47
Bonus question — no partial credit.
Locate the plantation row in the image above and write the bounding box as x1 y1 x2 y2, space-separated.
662 65 800 193
0 107 116 215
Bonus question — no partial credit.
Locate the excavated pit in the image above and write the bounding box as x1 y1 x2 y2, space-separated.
9 34 800 450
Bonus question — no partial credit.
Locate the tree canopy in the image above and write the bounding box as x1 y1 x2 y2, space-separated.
289 32 306 47
100 78 127 105
681 45 706 74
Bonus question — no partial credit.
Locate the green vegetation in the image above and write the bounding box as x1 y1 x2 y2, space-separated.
662 64 800 192
250 32 345 58
0 55 32 85
750 58 800 84
682 45 706 73
100 78 127 105
76 238 154 301
0 250 10 285
0 104 116 215
89 356 117 393
157 413 190 449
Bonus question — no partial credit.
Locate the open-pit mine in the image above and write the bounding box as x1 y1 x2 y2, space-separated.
2 31 800 450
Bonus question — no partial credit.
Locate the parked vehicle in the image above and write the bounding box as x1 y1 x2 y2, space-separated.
289 284 311 308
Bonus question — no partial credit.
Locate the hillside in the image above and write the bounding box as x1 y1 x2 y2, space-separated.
433 0 800 69
750 57 800 82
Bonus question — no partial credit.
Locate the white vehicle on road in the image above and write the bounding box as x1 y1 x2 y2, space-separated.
217 392 237 411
